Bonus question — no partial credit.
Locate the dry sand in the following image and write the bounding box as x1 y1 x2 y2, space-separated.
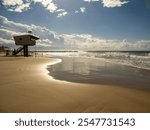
0 55 150 113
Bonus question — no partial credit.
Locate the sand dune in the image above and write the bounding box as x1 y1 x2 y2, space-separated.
0 56 150 112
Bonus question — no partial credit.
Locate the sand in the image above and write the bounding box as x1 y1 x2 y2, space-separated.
0 55 150 113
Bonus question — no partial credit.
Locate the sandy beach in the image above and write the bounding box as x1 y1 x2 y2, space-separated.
0 55 150 113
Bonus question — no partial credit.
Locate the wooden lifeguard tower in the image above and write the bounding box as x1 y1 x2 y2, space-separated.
13 33 39 57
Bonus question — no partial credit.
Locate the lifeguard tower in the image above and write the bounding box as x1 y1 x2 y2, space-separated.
13 33 39 57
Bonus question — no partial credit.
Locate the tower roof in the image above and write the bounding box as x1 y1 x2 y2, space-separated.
13 34 39 40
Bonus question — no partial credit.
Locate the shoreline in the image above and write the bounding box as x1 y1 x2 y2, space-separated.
47 56 150 90
23 50 150 71
0 56 150 112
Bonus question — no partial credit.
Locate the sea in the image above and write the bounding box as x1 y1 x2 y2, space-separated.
44 51 150 88
44 51 150 70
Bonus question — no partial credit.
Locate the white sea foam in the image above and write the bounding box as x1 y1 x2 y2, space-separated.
83 52 150 70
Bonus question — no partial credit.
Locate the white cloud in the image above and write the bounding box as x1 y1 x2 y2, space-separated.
0 15 62 48
2 0 31 12
61 33 150 50
32 0 69 16
75 7 86 14
8 3 31 12
80 7 86 13
33 0 58 13
38 39 53 47
57 11 68 18
0 15 150 51
84 0 100 2
0 28 25 39
75 10 79 14
0 38 14 45
2 0 23 6
56 9 66 12
101 0 129 8
1 0 68 17
83 0 129 8
1 0 129 17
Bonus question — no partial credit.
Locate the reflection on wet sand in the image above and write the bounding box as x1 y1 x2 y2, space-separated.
48 57 150 89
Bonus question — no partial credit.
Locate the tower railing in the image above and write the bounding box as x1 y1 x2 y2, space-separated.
13 45 29 57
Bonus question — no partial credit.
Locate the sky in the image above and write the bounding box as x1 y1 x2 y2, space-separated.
0 0 150 50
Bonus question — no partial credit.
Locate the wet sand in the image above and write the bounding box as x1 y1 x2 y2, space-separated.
0 55 150 112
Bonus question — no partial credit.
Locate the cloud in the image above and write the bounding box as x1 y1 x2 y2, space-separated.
101 0 129 8
62 34 150 50
2 0 23 6
33 0 68 15
75 10 79 14
8 3 31 13
1 0 129 18
0 15 150 51
75 7 86 14
1 0 68 17
83 0 100 2
0 38 14 45
57 11 68 18
0 15 62 48
38 39 53 47
80 7 86 13
83 0 129 8
2 0 31 12
32 0 58 13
